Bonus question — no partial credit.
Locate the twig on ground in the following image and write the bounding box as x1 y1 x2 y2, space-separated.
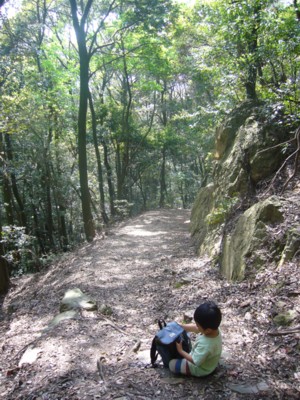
97 316 129 335
97 357 106 381
124 339 141 358
268 326 300 336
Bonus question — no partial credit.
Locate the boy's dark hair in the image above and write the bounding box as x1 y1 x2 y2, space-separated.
194 301 222 330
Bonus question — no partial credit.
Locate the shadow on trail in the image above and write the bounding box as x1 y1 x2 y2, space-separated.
1 209 289 400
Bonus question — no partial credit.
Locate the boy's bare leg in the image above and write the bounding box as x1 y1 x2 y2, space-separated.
169 359 191 375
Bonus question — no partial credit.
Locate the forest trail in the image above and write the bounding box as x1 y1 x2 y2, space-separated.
1 209 299 399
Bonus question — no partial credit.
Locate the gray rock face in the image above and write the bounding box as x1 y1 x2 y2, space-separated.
220 197 283 280
190 101 294 280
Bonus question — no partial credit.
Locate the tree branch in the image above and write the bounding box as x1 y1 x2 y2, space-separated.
263 127 300 195
281 126 300 192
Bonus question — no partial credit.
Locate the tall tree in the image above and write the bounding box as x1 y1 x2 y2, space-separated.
69 0 96 241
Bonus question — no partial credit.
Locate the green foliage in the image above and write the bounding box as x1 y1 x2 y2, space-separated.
113 200 134 220
1 226 39 275
0 0 299 273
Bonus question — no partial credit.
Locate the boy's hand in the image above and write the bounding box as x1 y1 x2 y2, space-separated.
176 341 183 353
176 340 194 364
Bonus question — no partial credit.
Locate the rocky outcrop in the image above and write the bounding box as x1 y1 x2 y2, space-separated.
220 196 284 280
190 101 297 280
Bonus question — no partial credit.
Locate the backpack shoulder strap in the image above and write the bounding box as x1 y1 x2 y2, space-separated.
150 337 158 367
158 319 167 330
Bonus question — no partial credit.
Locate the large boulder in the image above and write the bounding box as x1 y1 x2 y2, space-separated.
220 196 283 280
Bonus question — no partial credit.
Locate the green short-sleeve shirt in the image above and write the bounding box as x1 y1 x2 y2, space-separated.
188 331 222 377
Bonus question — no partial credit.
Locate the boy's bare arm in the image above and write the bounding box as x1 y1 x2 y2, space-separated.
180 323 199 333
176 342 194 363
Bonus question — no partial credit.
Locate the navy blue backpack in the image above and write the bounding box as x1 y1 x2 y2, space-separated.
150 320 192 368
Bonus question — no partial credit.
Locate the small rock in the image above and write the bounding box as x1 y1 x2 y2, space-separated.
60 288 97 312
183 310 194 322
228 381 269 394
244 312 252 321
19 347 41 367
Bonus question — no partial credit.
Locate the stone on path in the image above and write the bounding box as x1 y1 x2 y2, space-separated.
60 288 97 312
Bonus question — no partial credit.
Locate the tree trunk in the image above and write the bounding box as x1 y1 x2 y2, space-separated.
44 158 55 248
245 64 258 100
159 81 168 208
58 204 69 251
88 90 109 224
245 3 261 100
294 0 300 22
4 133 27 228
70 0 95 242
98 78 116 217
102 139 116 216
0 215 10 294
159 145 167 208
0 132 14 225
0 256 10 294
116 38 132 200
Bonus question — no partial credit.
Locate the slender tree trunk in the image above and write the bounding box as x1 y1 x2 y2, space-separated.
31 203 46 254
70 0 95 242
0 255 10 294
53 116 69 251
245 3 261 100
245 64 258 100
0 210 10 294
137 174 147 210
294 0 300 22
77 54 95 241
58 204 69 251
4 134 27 228
0 132 14 225
43 130 55 248
116 38 132 200
102 140 116 216
88 90 109 224
98 77 116 216
159 81 168 207
2 171 14 225
159 145 167 208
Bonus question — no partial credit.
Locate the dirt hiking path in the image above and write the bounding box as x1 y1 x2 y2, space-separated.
0 209 299 399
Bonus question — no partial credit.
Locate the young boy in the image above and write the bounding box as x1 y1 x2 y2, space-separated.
169 301 222 377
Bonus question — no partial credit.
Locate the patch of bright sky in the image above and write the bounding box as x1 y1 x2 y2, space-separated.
2 0 22 18
174 0 293 5
1 0 295 19
173 0 196 6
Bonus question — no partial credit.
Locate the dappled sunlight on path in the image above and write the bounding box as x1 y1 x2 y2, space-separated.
1 209 299 399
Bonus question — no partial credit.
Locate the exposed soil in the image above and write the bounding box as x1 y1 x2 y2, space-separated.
0 208 299 400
